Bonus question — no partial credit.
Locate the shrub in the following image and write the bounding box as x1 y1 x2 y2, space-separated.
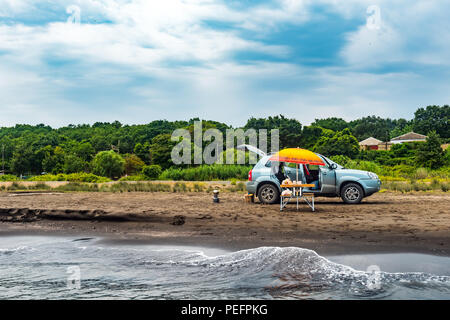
124 154 145 175
431 178 440 189
415 131 445 169
63 155 87 174
387 164 415 178
173 182 189 192
354 161 383 175
0 174 19 181
109 182 132 193
229 181 246 192
415 167 428 179
193 182 205 192
431 166 450 179
108 182 172 193
445 149 450 166
142 165 162 180
28 173 110 183
27 182 51 190
91 150 125 179
313 128 360 158
159 165 251 181
55 182 100 192
329 155 352 168
7 182 26 191
28 174 57 181
119 175 147 181
67 173 110 183
219 149 250 165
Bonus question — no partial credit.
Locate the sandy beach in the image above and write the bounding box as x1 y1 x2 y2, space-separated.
0 191 449 256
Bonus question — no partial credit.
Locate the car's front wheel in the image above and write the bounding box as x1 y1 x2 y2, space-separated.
341 183 364 204
257 184 280 204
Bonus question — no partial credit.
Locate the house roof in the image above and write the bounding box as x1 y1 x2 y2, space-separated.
391 131 427 141
359 137 383 146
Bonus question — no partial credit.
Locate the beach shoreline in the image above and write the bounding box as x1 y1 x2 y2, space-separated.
0 191 449 256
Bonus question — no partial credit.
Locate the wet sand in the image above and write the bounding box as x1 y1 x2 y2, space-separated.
0 191 449 256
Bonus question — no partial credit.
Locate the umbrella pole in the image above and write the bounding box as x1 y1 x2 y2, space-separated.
296 164 299 210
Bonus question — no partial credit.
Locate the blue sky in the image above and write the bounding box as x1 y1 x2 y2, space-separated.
0 0 449 127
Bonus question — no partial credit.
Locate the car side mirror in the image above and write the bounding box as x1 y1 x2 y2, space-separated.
330 163 337 170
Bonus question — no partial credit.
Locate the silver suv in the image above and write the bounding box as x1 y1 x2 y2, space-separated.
244 150 381 204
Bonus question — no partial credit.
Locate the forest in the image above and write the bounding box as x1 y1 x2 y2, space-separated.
0 105 448 183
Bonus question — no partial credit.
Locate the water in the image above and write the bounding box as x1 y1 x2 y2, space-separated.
0 236 449 299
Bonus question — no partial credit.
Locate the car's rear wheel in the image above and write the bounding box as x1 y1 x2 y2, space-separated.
257 184 280 204
341 183 364 204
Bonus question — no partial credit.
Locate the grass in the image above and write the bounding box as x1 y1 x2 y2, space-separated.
330 156 450 180
28 172 111 183
442 183 450 192
193 182 206 192
1 181 244 193
27 182 51 190
0 179 447 194
1 160 448 183
228 181 246 192
159 164 252 181
55 182 100 192
0 165 251 183
108 182 172 193
381 180 450 193
6 182 27 191
1 160 449 194
118 175 148 181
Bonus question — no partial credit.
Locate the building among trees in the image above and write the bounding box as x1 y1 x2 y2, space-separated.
390 132 428 144
359 137 383 150
360 132 429 151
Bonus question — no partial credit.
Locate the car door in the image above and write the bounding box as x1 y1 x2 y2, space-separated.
319 165 336 194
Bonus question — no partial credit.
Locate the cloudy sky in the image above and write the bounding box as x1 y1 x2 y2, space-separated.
0 0 449 127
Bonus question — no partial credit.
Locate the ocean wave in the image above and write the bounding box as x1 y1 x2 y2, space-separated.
133 246 450 299
1 238 449 299
0 246 30 255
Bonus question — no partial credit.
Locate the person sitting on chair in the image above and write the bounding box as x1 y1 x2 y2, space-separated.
274 162 286 184
303 164 320 190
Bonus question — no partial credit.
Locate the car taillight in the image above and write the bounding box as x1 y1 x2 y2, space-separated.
248 169 252 181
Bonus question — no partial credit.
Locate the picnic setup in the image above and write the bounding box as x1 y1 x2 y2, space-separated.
279 181 316 211
270 148 326 212
244 144 382 209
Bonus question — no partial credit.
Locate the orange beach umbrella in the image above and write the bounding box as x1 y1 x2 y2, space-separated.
269 148 325 183
269 148 325 166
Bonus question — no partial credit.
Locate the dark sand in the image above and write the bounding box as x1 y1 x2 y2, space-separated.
0 191 449 256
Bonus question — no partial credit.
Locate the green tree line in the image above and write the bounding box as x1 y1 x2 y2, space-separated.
0 105 448 179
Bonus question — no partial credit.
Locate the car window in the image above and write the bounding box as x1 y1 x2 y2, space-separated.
319 155 331 166
320 155 343 169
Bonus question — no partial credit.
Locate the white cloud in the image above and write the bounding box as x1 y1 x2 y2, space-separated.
340 23 404 67
0 0 449 127
0 0 292 70
337 0 450 68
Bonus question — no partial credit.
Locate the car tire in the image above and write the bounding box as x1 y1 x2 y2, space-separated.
341 183 364 204
257 184 280 204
